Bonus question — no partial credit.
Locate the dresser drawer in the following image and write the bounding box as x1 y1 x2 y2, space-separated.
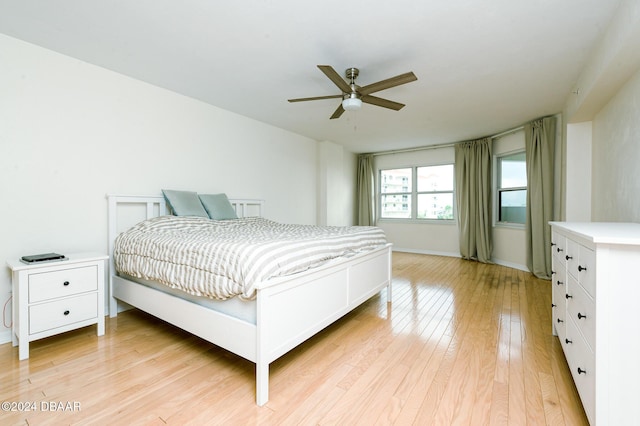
28 265 98 303
566 318 595 423
29 293 98 334
551 232 567 266
566 275 596 351
577 245 595 298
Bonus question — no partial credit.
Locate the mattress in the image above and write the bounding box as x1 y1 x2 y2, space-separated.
114 215 387 300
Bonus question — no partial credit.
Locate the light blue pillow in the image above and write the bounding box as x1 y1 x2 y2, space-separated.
198 193 238 220
161 189 209 217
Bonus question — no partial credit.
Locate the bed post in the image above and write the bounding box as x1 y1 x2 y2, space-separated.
387 246 393 303
107 195 118 318
255 289 269 406
107 194 168 318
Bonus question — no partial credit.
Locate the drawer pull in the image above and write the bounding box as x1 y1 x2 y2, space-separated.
565 294 572 299
565 255 573 261
556 248 563 253
63 310 70 316
578 265 587 272
565 338 572 344
557 318 563 324
577 367 587 375
63 281 70 286
551 243 556 247
556 280 563 286
551 303 556 308
577 312 587 319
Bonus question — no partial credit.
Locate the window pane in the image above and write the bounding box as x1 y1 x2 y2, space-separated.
417 165 454 192
500 152 526 188
499 189 526 223
418 193 454 219
381 194 411 218
381 168 412 193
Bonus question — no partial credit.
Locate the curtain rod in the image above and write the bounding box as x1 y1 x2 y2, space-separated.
371 125 525 157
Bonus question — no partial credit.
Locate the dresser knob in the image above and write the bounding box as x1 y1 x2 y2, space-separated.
565 338 572 344
551 303 556 308
578 312 587 319
577 367 587 375
556 280 563 286
63 281 70 286
578 265 587 272
63 310 70 316
565 294 572 299
557 318 563 324
565 255 573 261
557 248 563 253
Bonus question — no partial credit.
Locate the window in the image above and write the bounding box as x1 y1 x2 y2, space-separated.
380 168 412 219
380 165 454 220
497 151 526 224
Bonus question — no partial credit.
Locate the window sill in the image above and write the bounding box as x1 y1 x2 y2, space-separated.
377 218 457 225
494 222 525 230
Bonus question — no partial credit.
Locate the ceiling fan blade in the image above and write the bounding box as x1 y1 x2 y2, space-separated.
318 65 353 94
288 94 343 103
362 95 405 111
330 104 345 119
358 71 417 96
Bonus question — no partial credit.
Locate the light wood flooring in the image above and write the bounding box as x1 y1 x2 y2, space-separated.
1 252 588 425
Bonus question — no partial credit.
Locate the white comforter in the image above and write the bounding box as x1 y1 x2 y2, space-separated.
114 216 387 300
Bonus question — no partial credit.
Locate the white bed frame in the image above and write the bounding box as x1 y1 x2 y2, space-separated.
107 194 392 406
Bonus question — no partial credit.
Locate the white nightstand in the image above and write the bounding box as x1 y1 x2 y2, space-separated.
6 252 108 360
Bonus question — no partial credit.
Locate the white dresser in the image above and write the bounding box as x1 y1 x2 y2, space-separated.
550 222 640 425
7 252 108 360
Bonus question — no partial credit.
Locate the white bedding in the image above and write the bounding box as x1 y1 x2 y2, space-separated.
114 216 387 300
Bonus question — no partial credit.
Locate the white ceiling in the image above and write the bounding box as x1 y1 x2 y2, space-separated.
0 0 622 153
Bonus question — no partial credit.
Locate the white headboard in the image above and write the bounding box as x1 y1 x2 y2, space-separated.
107 193 264 242
106 194 264 300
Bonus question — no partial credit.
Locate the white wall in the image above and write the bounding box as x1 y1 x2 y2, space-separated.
565 122 592 221
563 0 640 222
0 34 320 340
317 140 356 226
592 68 640 221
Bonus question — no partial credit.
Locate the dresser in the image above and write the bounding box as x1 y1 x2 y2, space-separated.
7 252 108 360
550 222 640 425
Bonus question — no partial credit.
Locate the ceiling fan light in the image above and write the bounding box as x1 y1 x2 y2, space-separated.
342 97 362 111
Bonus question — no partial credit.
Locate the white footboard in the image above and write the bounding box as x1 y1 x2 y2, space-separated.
107 194 392 406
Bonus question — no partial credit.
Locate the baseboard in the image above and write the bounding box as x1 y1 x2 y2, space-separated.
492 258 529 272
392 247 461 258
392 247 530 273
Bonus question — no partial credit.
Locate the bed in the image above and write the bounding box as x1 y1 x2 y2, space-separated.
107 194 392 406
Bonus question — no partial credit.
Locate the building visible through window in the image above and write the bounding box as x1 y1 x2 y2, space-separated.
380 165 454 220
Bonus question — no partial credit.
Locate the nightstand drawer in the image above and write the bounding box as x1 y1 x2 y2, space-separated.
29 293 98 334
29 265 98 303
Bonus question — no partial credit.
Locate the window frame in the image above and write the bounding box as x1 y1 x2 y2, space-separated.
494 150 527 228
378 163 455 223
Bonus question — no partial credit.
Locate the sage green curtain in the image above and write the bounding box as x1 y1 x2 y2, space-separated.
455 138 493 263
525 117 556 279
356 154 375 225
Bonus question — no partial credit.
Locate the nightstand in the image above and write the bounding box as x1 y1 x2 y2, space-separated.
6 252 108 360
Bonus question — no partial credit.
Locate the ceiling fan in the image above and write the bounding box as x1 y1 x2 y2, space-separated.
288 65 417 119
